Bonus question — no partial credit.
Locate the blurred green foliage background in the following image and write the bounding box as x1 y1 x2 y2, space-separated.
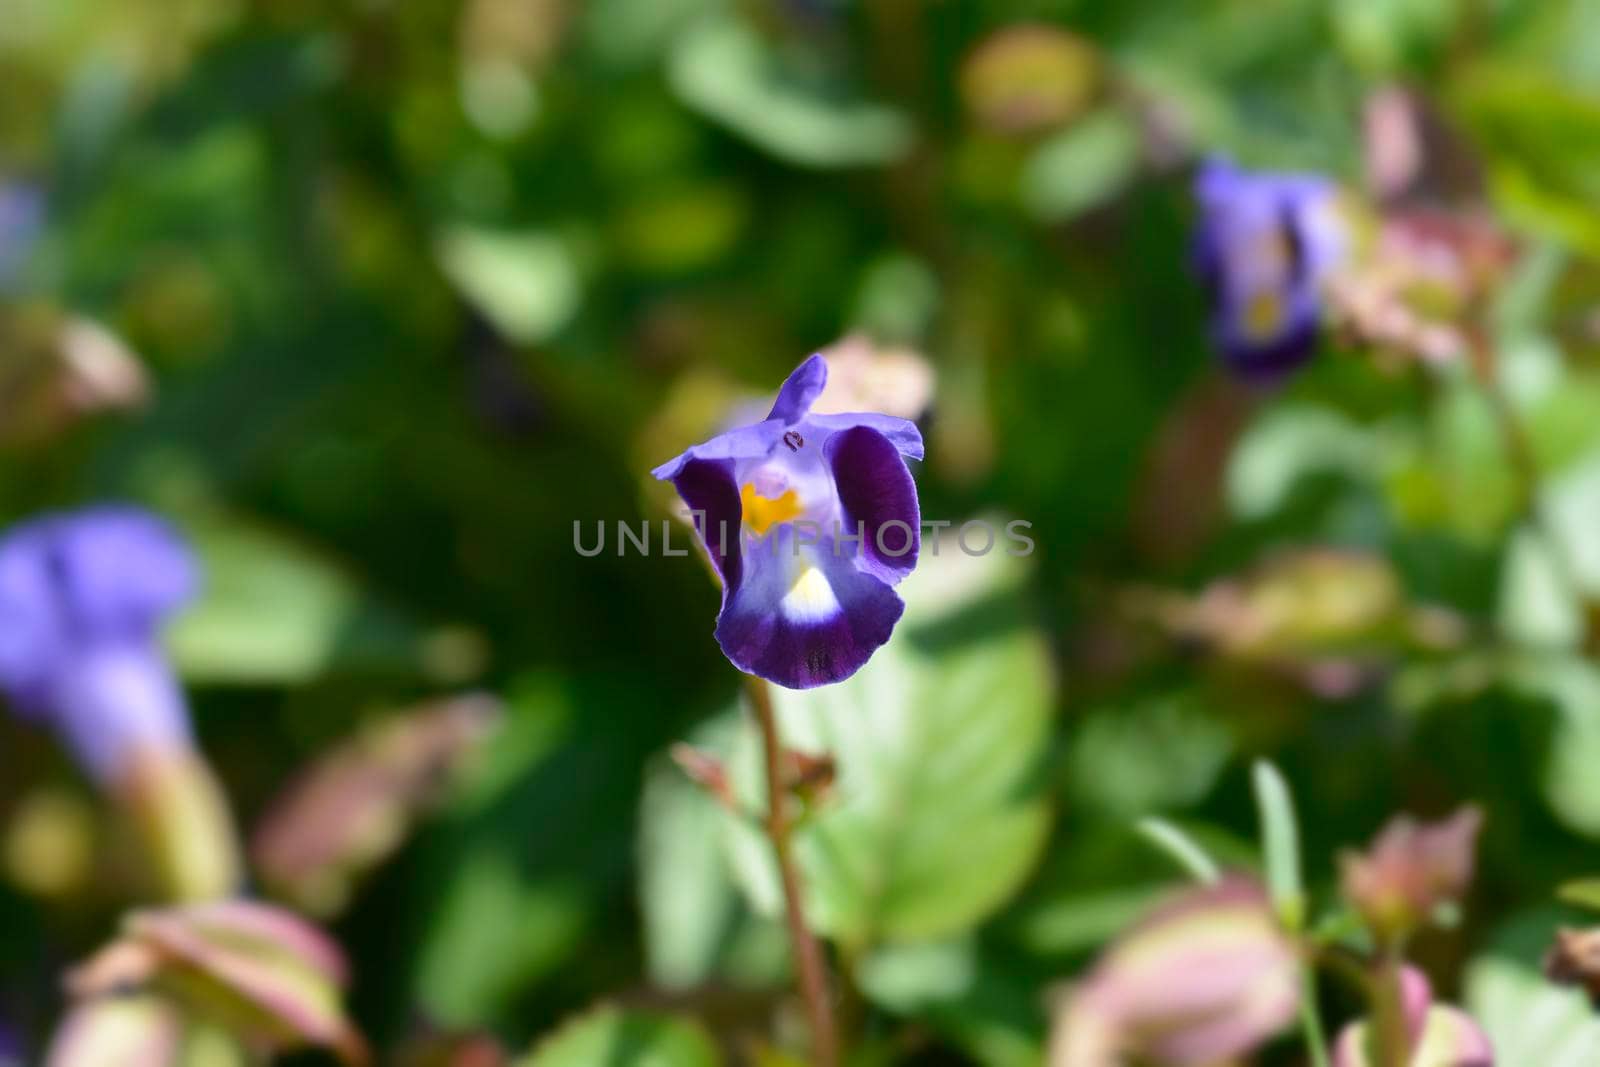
9 0 1600 1063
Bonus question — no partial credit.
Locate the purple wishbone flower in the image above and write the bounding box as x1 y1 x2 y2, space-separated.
653 354 923 689
1193 158 1348 382
0 507 199 784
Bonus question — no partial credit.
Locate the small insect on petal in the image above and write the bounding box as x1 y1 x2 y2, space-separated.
782 430 804 452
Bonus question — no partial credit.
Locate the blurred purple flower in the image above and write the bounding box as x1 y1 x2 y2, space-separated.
0 507 198 784
0 182 44 290
1193 158 1349 381
653 354 923 688
1332 965 1493 1067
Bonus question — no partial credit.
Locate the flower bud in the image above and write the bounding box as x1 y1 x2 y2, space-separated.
1332 967 1493 1067
1340 807 1482 946
119 747 242 903
1048 877 1300 1066
44 997 181 1067
64 900 366 1065
252 694 500 916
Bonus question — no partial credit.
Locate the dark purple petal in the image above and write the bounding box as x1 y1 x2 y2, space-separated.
671 457 744 599
1217 311 1321 384
765 354 827 425
651 420 785 481
715 527 904 689
826 425 920 585
806 412 924 460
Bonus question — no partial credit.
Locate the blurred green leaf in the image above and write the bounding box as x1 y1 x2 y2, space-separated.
435 226 581 344
1556 878 1600 913
169 513 421 684
518 1007 721 1067
1069 693 1232 817
1467 911 1600 1065
1252 760 1305 931
414 850 588 1027
856 937 1043 1067
725 546 1054 947
1510 657 1600 837
1227 405 1383 522
668 17 912 168
1499 526 1585 651
1455 66 1600 256
1135 817 1221 885
1020 109 1141 222
637 717 787 993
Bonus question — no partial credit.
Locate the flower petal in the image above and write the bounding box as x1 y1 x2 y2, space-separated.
651 420 784 482
669 457 745 597
766 354 828 425
807 411 925 460
715 526 904 689
826 425 920 585
49 508 199 637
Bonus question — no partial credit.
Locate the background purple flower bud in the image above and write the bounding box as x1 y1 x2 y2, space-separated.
0 507 199 784
1193 157 1349 382
653 354 924 689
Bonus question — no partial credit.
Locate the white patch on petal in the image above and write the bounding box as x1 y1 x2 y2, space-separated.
781 565 840 623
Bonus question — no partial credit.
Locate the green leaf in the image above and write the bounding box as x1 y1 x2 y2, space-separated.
724 542 1054 947
1252 760 1306 931
413 850 588 1027
637 718 787 992
1454 67 1600 256
1225 405 1382 522
668 17 912 168
1135 817 1221 885
1557 879 1600 913
518 1007 721 1067
1068 692 1232 817
1020 109 1141 222
1508 657 1600 837
435 226 582 344
168 512 422 684
1467 912 1600 1065
855 937 1045 1067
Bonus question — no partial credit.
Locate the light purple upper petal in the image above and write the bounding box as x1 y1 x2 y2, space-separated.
47 508 199 637
651 420 787 482
766 353 828 425
805 412 924 460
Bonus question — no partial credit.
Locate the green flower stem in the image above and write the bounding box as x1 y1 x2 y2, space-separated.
747 674 838 1067
1297 964 1333 1067
1372 953 1412 1067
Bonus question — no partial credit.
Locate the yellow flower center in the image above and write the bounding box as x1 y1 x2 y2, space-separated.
741 483 803 536
1243 290 1286 341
